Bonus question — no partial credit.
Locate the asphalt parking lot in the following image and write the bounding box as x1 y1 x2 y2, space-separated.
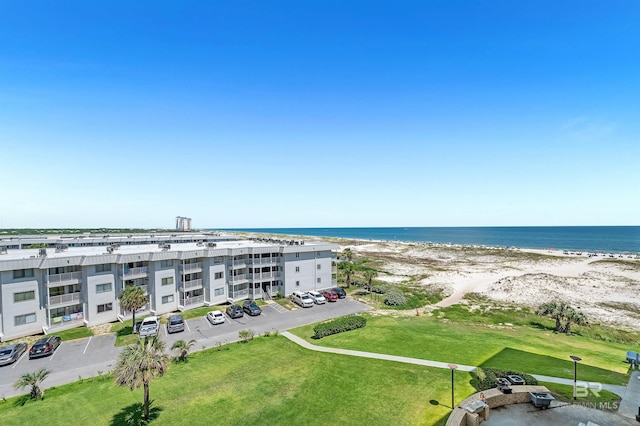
0 298 370 398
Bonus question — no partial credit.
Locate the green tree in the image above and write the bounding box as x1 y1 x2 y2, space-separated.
171 339 196 362
363 269 377 292
14 368 50 400
338 261 355 288
562 307 588 334
118 285 148 334
537 301 566 332
342 248 354 261
113 337 170 422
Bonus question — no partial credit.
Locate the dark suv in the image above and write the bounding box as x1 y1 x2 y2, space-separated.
332 287 347 298
167 314 185 334
242 300 262 316
29 336 61 359
226 304 244 319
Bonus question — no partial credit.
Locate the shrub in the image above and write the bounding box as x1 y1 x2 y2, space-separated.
372 284 389 294
238 329 255 343
474 367 538 390
384 289 407 306
313 315 367 339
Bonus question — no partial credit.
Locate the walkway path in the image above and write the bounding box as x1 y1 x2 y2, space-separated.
281 331 637 419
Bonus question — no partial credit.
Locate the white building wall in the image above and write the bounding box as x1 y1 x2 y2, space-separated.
1 271 44 340
85 269 118 326
153 266 178 315
208 264 227 304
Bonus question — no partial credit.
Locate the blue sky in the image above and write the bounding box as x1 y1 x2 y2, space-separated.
1 1 638 228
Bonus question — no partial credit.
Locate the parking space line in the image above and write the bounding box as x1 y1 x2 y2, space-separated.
82 336 92 354
164 325 168 337
49 343 62 361
206 318 212 328
185 321 191 332
12 351 28 369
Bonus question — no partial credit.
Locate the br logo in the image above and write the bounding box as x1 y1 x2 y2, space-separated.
576 382 602 398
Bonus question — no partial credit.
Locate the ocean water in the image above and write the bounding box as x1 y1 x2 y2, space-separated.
217 227 640 254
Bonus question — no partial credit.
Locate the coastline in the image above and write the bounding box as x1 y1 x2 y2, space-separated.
228 230 640 330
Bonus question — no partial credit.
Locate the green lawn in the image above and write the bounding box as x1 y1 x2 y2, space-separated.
53 326 93 341
0 336 472 426
290 314 631 385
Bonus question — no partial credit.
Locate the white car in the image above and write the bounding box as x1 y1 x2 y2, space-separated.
138 316 160 338
206 310 225 325
307 291 326 304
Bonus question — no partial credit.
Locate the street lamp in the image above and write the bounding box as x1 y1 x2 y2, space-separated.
448 363 458 409
570 355 582 400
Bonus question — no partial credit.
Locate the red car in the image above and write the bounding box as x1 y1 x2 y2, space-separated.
322 290 339 302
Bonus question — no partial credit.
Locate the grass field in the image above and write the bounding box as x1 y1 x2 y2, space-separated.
0 336 472 426
290 314 631 385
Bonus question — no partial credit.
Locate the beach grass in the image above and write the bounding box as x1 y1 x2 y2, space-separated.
289 314 631 385
0 336 468 426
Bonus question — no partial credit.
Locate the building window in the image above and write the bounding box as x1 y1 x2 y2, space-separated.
162 277 174 286
214 287 224 296
317 264 321 270
13 269 34 279
295 266 300 272
95 263 111 273
295 281 300 287
14 313 37 326
14 290 36 302
97 303 113 313
214 272 224 279
96 283 112 294
295 253 300 258
161 259 173 268
317 277 322 283
162 295 174 304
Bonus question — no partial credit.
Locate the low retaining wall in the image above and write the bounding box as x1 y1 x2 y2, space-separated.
445 385 550 426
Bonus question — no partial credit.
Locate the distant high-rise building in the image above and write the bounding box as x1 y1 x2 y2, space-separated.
175 216 192 231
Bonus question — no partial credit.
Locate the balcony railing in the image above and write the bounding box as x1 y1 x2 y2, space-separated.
229 289 249 300
121 266 149 277
50 315 84 328
48 271 82 284
249 272 281 280
232 274 247 282
233 259 248 266
180 262 202 273
183 278 203 289
184 295 205 306
252 258 279 265
49 292 81 306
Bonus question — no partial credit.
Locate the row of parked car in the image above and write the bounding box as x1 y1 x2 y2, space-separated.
292 287 347 308
0 335 63 366
205 300 263 326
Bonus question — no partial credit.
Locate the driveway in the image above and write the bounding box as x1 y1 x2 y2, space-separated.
0 298 369 399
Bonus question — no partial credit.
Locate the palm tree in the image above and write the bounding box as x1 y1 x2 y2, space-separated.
113 336 170 422
536 301 568 332
342 248 354 261
562 308 588 334
363 269 377 292
118 285 148 334
171 339 196 362
14 368 50 400
338 261 355 288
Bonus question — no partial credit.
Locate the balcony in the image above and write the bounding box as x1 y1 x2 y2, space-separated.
249 272 281 280
183 278 203 290
228 289 249 300
231 274 247 282
184 295 205 306
233 259 248 267
49 292 81 306
121 266 149 278
48 271 82 285
252 257 279 265
50 312 84 328
180 262 202 273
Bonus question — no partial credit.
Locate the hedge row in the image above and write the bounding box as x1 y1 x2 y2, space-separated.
313 315 367 339
475 367 538 390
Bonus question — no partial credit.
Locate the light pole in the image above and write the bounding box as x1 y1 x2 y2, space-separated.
448 363 458 409
570 355 582 400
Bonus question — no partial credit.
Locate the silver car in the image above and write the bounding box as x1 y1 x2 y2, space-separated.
0 342 28 366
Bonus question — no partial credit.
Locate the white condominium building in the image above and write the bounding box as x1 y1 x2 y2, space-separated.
0 233 338 342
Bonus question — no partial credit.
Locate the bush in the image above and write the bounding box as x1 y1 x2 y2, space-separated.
313 315 367 339
475 367 538 390
372 284 390 294
384 289 407 306
238 329 255 343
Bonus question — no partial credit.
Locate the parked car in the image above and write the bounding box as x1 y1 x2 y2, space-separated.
306 290 326 304
206 310 225 325
322 290 339 302
29 336 61 359
242 300 262 316
292 291 314 308
0 342 28 366
138 316 160 338
332 287 347 298
226 304 244 319
167 314 185 334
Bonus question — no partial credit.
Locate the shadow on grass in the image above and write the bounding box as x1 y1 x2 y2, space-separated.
110 403 162 425
13 395 31 407
479 347 628 385
528 320 555 332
